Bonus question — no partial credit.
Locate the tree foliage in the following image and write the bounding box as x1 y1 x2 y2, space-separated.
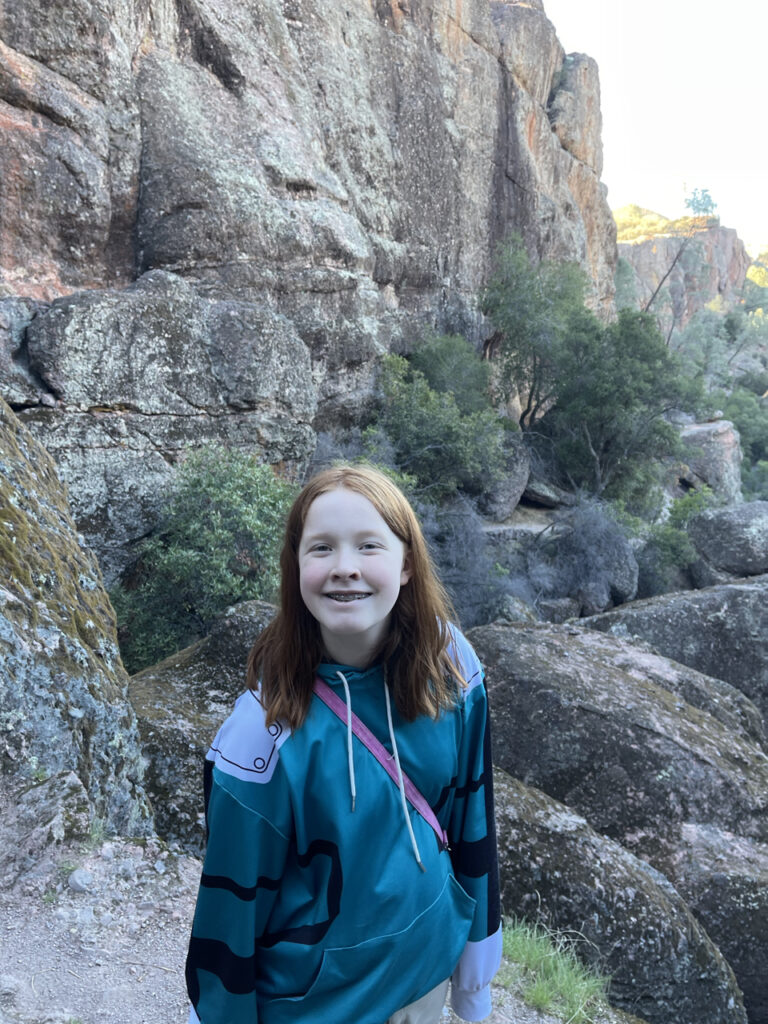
540 309 701 496
111 445 296 673
482 238 701 500
481 236 588 425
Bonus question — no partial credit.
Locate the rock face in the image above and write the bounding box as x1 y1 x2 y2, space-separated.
128 600 275 853
495 771 748 1024
19 271 316 581
619 225 750 331
1 0 616 578
582 576 768 725
0 398 151 834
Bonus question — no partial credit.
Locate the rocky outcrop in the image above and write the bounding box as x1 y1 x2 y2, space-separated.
0 398 151 834
495 771 748 1024
128 600 275 853
677 420 743 505
1 0 617 579
582 576 768 725
619 225 750 331
688 501 768 579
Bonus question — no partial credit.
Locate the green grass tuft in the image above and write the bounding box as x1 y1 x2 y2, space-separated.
498 919 610 1024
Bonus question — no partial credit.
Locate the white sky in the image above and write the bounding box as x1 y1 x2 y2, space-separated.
541 0 768 256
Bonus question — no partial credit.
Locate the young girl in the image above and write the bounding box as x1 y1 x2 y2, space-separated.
186 465 502 1024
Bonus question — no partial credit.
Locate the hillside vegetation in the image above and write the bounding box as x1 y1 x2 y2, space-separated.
614 203 719 243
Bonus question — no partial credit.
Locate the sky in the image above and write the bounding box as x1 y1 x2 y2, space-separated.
541 0 768 256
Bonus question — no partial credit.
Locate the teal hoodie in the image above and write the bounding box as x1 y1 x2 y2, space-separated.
186 626 501 1023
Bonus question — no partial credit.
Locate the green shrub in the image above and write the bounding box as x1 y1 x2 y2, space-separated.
366 353 505 498
720 387 768 465
409 333 493 416
538 309 701 499
111 445 296 673
637 486 717 596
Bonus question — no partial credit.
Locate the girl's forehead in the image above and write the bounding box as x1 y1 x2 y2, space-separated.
301 487 406 539
305 487 383 520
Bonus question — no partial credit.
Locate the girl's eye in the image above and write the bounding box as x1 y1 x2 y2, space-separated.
360 542 380 550
311 543 331 553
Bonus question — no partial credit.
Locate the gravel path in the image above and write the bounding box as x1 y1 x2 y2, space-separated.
0 828 635 1024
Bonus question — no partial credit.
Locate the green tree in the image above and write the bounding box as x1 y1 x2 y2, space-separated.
481 236 588 425
684 187 718 222
539 309 701 496
111 445 296 673
483 239 701 500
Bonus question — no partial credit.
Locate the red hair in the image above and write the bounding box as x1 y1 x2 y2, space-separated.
247 465 464 729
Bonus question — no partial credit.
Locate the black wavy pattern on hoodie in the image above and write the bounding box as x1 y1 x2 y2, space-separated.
187 839 343 1005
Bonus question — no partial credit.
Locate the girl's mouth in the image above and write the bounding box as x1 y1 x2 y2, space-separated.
325 593 370 602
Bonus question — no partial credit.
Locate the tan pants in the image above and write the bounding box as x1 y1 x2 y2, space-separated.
386 978 450 1024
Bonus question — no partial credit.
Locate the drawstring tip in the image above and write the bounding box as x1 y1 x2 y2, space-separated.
417 858 426 874
351 796 356 813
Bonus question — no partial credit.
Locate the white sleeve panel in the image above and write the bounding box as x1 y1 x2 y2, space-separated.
450 925 503 1022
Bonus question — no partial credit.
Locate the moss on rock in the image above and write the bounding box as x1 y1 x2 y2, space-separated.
0 398 151 834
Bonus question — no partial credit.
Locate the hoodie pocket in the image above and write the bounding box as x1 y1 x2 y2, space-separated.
261 872 475 1024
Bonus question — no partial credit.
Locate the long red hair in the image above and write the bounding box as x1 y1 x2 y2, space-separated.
247 465 464 729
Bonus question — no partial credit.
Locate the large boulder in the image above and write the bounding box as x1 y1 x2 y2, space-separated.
476 432 530 522
655 823 768 1024
473 620 768 1020
582 577 768 725
678 420 743 505
0 398 151 834
128 600 276 854
688 501 768 578
495 770 747 1024
472 622 768 849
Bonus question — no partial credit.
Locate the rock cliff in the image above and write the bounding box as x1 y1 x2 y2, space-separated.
0 0 616 580
618 223 750 331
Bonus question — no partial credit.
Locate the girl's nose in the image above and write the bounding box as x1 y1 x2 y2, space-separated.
331 560 360 579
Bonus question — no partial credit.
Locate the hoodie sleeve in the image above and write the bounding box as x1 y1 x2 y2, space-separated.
446 629 503 1022
185 692 292 1024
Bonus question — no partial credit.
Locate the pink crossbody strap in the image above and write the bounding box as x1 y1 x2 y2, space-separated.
313 677 449 851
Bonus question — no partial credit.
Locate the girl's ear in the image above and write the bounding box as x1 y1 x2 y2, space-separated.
400 549 413 586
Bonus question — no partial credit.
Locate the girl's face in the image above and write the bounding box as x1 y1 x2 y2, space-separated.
298 487 412 667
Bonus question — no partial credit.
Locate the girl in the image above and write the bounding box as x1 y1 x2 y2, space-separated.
186 465 502 1024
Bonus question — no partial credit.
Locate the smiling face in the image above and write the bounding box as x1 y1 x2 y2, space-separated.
298 487 412 667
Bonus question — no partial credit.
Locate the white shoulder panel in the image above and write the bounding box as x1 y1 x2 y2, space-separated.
447 623 484 694
207 690 292 784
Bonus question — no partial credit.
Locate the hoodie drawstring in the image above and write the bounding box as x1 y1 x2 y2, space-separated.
384 680 425 872
334 669 425 871
336 670 356 812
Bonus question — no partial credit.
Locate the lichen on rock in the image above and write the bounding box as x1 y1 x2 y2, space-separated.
0 398 151 834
